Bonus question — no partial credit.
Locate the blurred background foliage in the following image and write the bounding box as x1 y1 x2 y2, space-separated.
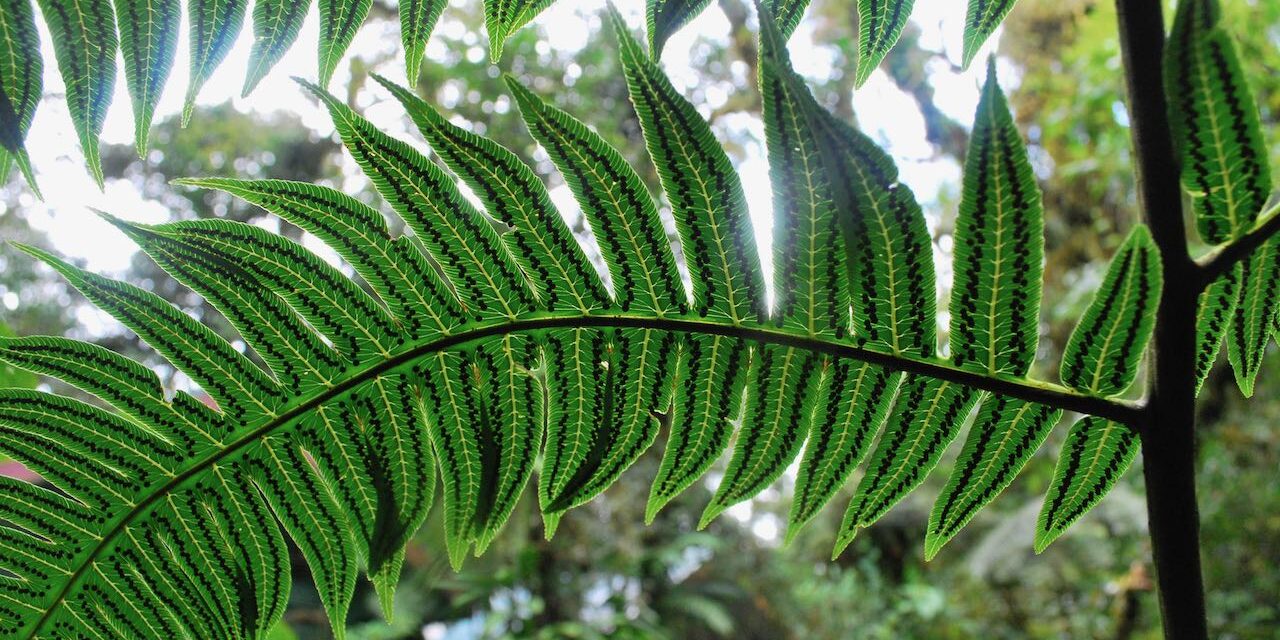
1 0 1277 637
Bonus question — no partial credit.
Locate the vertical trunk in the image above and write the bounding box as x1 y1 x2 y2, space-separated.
1113 1 1209 638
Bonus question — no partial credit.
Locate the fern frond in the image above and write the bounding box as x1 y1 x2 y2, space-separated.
505 75 688 316
0 8 1169 638
0 0 1033 188
855 0 915 86
245 0 311 96
646 0 716 59
949 59 1044 378
1165 0 1270 245
1034 416 1137 552
0 0 41 195
483 0 557 61
184 0 247 126
1227 237 1280 397
318 0 372 86
387 80 612 313
610 4 765 325
1195 266 1238 394
400 0 445 83
961 0 1018 69
37 0 117 187
1060 225 1162 397
115 0 179 153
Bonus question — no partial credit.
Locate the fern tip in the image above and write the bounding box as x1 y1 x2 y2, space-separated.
696 503 723 530
643 499 664 525
831 531 857 560
1032 535 1052 554
10 241 58 264
293 76 326 98
1235 374 1256 398
17 167 42 202
543 511 563 539
487 29 506 64
922 535 943 562
781 525 801 547
372 574 397 622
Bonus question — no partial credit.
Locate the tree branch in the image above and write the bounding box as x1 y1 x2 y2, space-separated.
1197 199 1280 283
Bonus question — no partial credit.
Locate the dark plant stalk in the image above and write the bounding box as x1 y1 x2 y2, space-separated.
1114 0 1209 637
1198 201 1280 282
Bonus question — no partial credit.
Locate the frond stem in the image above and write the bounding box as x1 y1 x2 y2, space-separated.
1197 199 1280 284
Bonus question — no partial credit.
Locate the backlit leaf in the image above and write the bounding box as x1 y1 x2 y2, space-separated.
37 0 117 186
1059 225 1162 397
1034 416 1137 552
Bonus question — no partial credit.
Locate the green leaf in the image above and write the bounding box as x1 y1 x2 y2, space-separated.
0 389 176 507
36 0 117 187
544 329 677 515
310 77 536 321
0 25 1168 634
416 349 485 568
108 213 342 395
537 328 609 535
1227 237 1280 397
855 0 915 86
413 337 543 566
185 0 248 126
318 0 372 87
761 0 811 40
961 0 1018 69
1059 225 1162 397
484 0 557 61
1165 0 1271 244
0 324 35 388
245 0 312 96
1195 265 1238 394
0 335 223 452
950 60 1045 377
836 376 980 555
505 75 687 316
758 13 847 339
466 335 545 553
209 470 292 638
14 243 283 425
297 375 435 613
384 81 611 314
114 0 179 155
1034 416 1137 552
925 396 1061 559
0 0 42 196
401 0 446 83
250 435 359 639
172 177 459 330
0 472 94 546
786 363 900 542
133 218 404 361
759 0 934 357
610 4 766 325
646 0 715 59
645 334 750 522
805 101 937 357
700 344 821 528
